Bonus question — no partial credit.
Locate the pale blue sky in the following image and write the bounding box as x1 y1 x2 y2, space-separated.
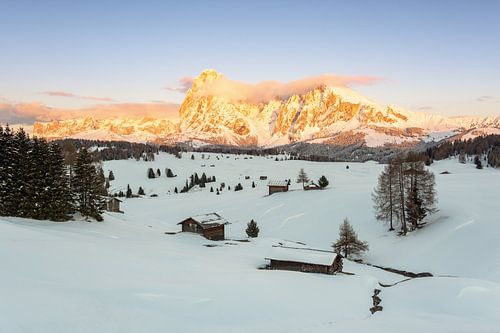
1 0 499 123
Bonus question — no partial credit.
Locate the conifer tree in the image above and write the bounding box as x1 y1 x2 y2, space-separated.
45 143 73 221
138 186 145 195
252 181 256 188
332 218 368 258
147 168 156 178
246 219 260 238
318 175 329 189
174 187 178 194
72 148 104 221
156 168 161 177
126 184 132 198
108 170 115 181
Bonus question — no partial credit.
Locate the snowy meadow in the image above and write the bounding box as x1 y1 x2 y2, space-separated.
1 152 499 332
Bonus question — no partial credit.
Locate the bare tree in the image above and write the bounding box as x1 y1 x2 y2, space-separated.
332 218 369 259
296 168 310 187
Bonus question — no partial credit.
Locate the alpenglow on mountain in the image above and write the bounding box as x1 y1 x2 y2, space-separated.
33 69 500 146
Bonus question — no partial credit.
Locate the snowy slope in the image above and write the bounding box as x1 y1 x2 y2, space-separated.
1 153 499 332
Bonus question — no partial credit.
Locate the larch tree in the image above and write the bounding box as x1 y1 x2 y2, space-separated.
332 218 369 259
296 168 310 187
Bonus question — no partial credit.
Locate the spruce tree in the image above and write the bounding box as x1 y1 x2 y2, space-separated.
72 148 104 221
246 219 260 238
45 143 73 221
147 168 156 178
318 175 329 189
108 170 115 181
332 218 368 259
126 184 132 198
138 186 145 195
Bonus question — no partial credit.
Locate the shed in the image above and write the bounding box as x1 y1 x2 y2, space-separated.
104 197 123 213
267 180 289 195
177 213 229 240
266 247 342 275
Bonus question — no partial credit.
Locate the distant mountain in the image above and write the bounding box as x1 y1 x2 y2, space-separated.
33 69 500 146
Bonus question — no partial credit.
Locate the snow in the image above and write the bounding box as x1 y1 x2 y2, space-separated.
1 152 499 332
184 212 229 226
266 246 338 266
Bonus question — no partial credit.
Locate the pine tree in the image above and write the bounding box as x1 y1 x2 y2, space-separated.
210 186 214 192
474 155 483 169
191 154 195 160
252 181 256 188
166 168 174 177
296 168 310 187
108 170 115 181
45 143 73 221
332 218 368 259
235 183 243 191
246 219 259 238
147 168 156 178
318 175 329 189
138 186 145 195
156 168 161 177
126 184 132 198
73 148 104 221
174 187 178 194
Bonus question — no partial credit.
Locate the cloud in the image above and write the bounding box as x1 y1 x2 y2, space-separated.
476 95 494 102
0 101 180 125
417 106 434 111
41 91 115 102
191 73 382 104
165 77 195 93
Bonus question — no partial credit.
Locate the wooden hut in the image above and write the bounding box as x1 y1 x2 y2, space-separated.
267 180 289 195
177 213 229 240
104 197 123 213
266 248 343 275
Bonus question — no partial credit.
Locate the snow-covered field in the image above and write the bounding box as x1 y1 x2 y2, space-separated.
1 152 499 332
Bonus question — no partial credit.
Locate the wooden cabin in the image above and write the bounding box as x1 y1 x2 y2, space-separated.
266 248 343 275
267 180 289 195
177 213 229 240
259 176 268 180
104 197 123 213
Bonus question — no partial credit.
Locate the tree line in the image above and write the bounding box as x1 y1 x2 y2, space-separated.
1 126 107 222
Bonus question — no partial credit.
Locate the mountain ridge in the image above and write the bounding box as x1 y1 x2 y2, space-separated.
32 69 500 147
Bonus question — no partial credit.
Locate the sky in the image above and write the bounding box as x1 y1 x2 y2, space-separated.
1 0 499 124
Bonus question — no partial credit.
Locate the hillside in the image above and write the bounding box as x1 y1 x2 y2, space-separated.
1 153 499 332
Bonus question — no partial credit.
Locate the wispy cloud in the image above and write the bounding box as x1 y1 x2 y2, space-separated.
165 77 195 93
0 100 179 125
190 72 382 103
417 106 433 111
41 91 115 102
477 95 493 102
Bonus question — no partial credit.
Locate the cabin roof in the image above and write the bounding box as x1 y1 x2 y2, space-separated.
178 213 229 228
266 247 340 266
267 180 289 187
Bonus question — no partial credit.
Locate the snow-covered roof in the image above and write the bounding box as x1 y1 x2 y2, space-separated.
268 180 289 187
266 247 340 266
178 213 229 228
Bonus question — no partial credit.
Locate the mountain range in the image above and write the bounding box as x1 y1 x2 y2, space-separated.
33 69 500 147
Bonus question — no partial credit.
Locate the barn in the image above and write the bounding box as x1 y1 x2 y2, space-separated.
266 247 343 275
177 213 229 240
103 197 123 213
267 180 289 195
